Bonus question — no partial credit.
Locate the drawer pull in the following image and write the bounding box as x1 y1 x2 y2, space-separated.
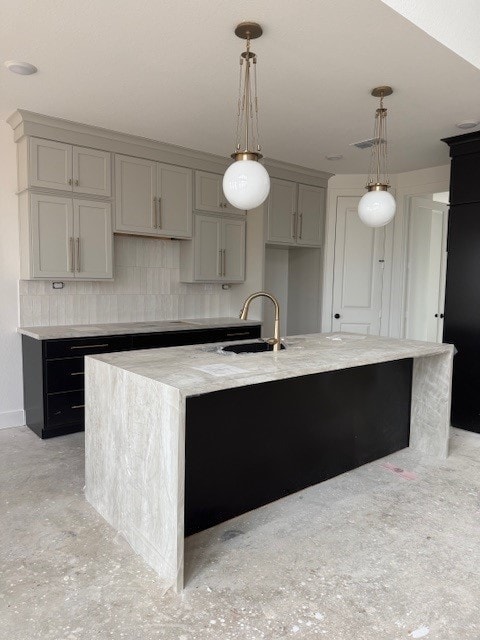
70 372 84 376
70 343 109 350
71 404 85 409
226 331 250 337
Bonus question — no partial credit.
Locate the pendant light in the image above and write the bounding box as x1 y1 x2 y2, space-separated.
358 86 396 227
223 22 270 211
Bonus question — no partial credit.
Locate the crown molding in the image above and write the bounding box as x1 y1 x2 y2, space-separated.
7 109 332 184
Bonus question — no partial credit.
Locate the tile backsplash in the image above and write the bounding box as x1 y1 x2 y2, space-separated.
19 235 231 327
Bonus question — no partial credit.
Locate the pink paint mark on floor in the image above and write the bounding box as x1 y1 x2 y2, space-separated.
381 462 417 480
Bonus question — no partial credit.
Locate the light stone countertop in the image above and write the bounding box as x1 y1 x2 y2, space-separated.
85 330 454 592
17 317 261 340
87 332 455 398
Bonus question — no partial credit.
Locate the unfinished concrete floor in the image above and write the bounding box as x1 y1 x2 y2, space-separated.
1 426 479 640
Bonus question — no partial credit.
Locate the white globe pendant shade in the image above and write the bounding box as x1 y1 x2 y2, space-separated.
223 159 270 210
358 190 396 227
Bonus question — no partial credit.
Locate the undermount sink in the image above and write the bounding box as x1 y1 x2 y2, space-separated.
221 341 286 354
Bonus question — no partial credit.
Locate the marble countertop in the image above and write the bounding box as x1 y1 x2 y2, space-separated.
87 332 455 397
17 317 261 340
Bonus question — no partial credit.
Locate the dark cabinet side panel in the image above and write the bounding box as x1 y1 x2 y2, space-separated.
450 155 480 205
443 203 480 432
185 359 412 536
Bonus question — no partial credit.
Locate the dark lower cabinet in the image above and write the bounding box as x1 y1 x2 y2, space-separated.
22 324 261 439
185 358 412 536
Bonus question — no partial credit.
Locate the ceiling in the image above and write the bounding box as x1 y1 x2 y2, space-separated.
2 0 480 174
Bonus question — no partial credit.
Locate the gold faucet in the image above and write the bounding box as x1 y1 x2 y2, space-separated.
239 291 282 351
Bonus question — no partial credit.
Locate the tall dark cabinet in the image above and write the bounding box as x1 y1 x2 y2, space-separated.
442 131 480 433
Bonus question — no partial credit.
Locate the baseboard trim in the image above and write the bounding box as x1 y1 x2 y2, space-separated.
0 410 26 429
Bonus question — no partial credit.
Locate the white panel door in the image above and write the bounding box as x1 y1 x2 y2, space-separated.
267 178 297 244
30 194 74 278
156 164 192 238
73 147 111 197
222 218 246 282
405 197 449 342
332 196 385 334
74 200 113 279
115 155 157 235
296 184 325 247
195 171 238 214
30 138 72 191
194 214 222 281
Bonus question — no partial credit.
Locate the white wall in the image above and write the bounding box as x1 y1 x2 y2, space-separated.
380 0 480 69
0 120 24 428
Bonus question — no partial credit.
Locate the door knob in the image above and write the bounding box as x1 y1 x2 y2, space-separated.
334 313 341 319
440 313 444 318
435 313 439 318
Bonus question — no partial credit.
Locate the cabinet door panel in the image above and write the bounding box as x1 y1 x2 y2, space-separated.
296 184 324 247
30 194 74 278
195 171 239 215
194 215 222 281
30 138 72 191
267 178 297 244
195 171 224 213
223 218 246 282
74 200 112 279
46 390 85 428
115 155 157 234
157 164 192 238
73 147 111 197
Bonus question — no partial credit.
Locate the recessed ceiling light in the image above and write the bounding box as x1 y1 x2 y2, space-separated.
4 60 38 75
456 120 479 130
326 154 343 161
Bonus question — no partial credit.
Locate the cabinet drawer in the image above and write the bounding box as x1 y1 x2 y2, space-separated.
46 358 85 393
45 335 131 359
47 390 85 427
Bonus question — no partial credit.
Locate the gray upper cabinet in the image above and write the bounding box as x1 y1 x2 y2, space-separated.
29 139 72 191
156 163 192 238
195 170 241 215
20 192 112 280
115 155 157 235
267 178 297 244
28 138 111 197
267 178 325 247
72 146 111 197
115 155 192 239
296 184 325 247
180 213 246 283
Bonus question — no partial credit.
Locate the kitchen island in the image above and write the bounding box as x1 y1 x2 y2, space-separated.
85 333 453 592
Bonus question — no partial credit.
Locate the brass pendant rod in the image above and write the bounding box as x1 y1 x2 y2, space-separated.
244 35 251 152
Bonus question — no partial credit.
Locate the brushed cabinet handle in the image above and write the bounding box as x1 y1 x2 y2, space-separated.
69 237 75 272
226 331 250 337
75 238 80 272
222 249 226 276
68 178 72 186
75 179 79 187
218 250 222 277
157 196 162 229
70 372 84 376
71 404 85 409
292 212 297 239
153 197 157 227
70 343 109 350
298 212 303 239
